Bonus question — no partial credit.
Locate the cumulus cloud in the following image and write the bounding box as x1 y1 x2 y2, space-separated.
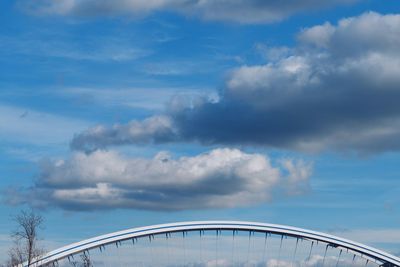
71 12 400 154
19 0 357 23
70 115 177 152
262 255 371 267
167 255 369 267
8 148 311 211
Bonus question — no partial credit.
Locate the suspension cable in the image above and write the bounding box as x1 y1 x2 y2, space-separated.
322 244 329 267
335 249 342 267
262 232 268 265
165 233 170 267
291 238 299 267
182 231 186 267
199 230 203 266
230 230 234 266
305 241 314 266
115 241 123 267
246 231 252 266
352 254 357 267
277 235 284 264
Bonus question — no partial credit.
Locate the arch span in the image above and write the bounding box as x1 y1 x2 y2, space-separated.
27 221 400 267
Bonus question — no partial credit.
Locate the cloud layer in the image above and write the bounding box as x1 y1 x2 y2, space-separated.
70 115 177 152
19 0 356 23
72 12 400 154
8 148 311 211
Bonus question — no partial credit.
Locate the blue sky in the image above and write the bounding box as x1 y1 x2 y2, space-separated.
1 0 400 262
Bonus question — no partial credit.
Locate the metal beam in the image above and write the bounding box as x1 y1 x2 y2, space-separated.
24 221 400 267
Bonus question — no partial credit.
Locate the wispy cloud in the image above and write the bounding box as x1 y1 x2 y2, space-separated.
329 229 400 246
0 104 89 146
142 60 224 76
60 87 217 111
0 34 151 62
18 0 358 24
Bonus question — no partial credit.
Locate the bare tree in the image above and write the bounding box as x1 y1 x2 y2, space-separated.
69 252 92 267
7 245 24 266
7 209 45 267
80 252 92 267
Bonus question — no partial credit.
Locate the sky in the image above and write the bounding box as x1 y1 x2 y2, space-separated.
1 0 400 263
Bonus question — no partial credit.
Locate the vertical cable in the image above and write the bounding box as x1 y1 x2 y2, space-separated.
262 232 268 265
131 238 136 267
352 254 357 267
299 239 304 267
291 238 299 267
335 249 342 267
322 244 329 267
231 230 236 267
246 231 252 266
115 241 123 267
216 230 219 267
101 245 108 267
305 241 314 266
251 231 255 267
149 235 155 267
182 231 187 267
277 235 284 264
165 233 170 267
199 230 203 266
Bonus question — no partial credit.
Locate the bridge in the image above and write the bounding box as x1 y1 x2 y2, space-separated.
25 221 400 267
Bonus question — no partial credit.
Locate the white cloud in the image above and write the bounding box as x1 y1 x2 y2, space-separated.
19 0 357 24
70 12 400 154
70 115 177 152
297 22 335 48
298 12 400 58
10 148 312 211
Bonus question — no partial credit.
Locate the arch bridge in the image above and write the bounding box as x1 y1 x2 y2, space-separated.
26 221 400 267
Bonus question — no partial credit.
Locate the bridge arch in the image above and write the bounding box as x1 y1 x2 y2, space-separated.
27 221 400 267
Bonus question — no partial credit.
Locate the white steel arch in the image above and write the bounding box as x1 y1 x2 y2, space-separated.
26 221 400 267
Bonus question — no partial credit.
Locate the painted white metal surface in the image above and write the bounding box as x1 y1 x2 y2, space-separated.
26 221 400 267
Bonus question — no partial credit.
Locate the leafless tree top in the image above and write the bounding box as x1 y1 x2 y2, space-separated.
9 210 44 267
13 210 43 242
